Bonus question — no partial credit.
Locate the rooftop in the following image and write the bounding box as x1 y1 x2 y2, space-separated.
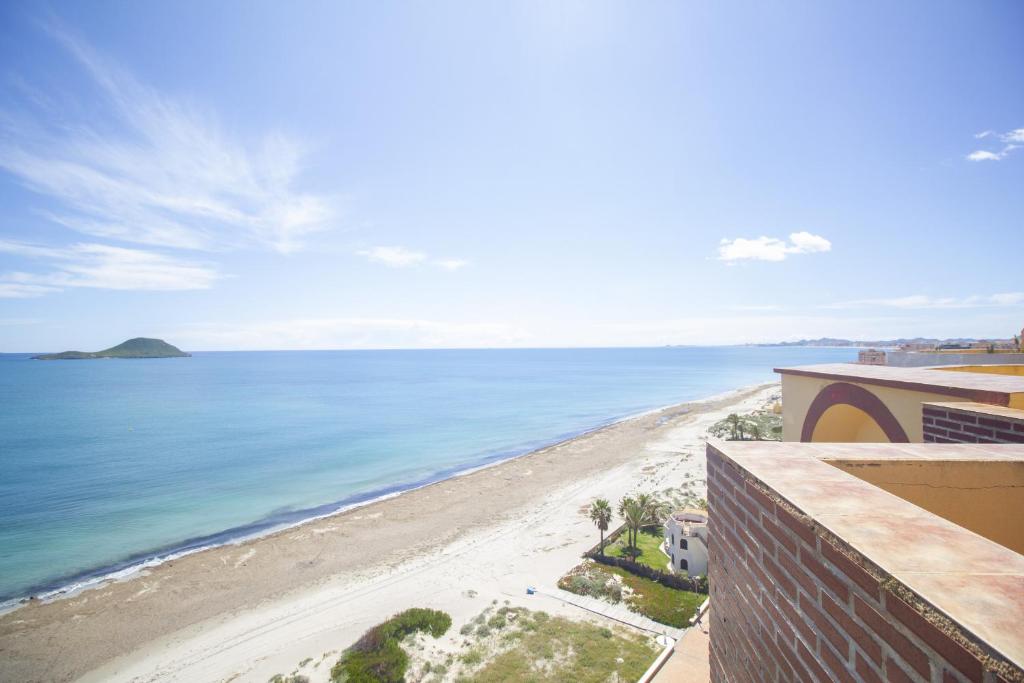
775 362 1024 407
708 439 1024 674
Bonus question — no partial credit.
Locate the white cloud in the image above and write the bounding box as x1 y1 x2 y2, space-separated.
356 247 469 271
435 258 469 271
823 292 1024 310
0 24 332 254
967 150 1004 162
1003 128 1024 143
966 126 1024 162
717 231 831 262
168 317 531 350
357 246 427 268
0 239 219 297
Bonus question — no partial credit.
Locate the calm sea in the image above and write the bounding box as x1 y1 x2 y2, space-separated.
0 346 854 604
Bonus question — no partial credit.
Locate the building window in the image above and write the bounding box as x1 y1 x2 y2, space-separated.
680 559 688 570
680 539 688 550
671 533 675 546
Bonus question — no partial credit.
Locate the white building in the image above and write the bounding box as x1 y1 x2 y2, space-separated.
664 509 708 577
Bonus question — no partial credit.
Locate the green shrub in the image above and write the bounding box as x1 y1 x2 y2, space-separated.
330 608 451 683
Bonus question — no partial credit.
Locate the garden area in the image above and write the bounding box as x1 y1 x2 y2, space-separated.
604 525 668 571
558 560 705 628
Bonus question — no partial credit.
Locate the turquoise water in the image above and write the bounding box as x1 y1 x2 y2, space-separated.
0 346 853 603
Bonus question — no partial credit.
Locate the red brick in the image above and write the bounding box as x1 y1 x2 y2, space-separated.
885 657 917 683
776 504 817 546
743 515 777 558
856 652 884 683
821 591 882 665
978 416 1011 430
820 640 856 683
777 637 811 681
744 480 776 513
796 637 831 682
821 540 881 599
1014 422 1024 433
922 406 947 418
763 553 798 601
778 547 817 597
800 591 848 657
947 411 977 424
962 424 994 438
778 587 816 647
854 596 930 678
800 545 851 602
935 418 963 431
994 430 1024 443
885 593 984 682
762 512 798 555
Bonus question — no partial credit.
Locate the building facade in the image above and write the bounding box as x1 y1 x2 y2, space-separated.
664 510 708 577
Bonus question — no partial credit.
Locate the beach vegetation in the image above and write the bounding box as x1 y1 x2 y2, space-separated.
710 407 782 441
559 561 704 628
421 605 656 682
587 498 613 555
329 607 451 683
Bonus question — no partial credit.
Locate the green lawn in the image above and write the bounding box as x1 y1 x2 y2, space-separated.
558 561 705 628
606 526 669 571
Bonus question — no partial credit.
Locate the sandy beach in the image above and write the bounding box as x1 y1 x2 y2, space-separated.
0 382 777 683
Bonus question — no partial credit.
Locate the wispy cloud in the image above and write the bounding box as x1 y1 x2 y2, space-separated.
0 23 333 254
0 239 219 297
169 317 530 350
716 231 831 263
822 292 1024 310
966 127 1023 162
357 246 427 268
357 246 469 271
435 258 469 271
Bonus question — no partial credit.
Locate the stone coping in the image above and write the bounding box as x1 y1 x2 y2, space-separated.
774 363 1024 407
707 439 1024 675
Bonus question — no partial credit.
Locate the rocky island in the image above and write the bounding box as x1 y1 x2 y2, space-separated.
32 338 191 360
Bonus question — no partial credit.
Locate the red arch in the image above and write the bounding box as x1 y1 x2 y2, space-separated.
801 382 909 443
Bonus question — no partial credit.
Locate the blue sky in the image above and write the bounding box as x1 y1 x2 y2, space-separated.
0 1 1021 351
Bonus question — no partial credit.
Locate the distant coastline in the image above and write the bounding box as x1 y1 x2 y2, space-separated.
750 336 1011 349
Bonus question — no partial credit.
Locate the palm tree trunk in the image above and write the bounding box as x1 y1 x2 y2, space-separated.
599 529 605 555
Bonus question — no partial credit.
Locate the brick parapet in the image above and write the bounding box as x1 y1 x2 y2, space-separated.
923 403 1024 444
706 443 1022 683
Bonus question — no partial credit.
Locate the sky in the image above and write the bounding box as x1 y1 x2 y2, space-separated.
0 1 1021 351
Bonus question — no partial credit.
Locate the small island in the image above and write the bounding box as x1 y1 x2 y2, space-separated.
33 338 191 360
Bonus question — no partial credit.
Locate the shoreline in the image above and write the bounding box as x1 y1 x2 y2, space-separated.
0 381 778 683
0 382 763 615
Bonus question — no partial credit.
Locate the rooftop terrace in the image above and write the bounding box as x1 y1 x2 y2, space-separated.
775 363 1024 408
707 439 1024 681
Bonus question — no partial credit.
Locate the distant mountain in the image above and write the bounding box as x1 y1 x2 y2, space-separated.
754 337 999 349
33 338 190 360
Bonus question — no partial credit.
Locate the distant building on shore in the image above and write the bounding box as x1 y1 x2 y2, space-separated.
664 509 708 577
856 348 887 365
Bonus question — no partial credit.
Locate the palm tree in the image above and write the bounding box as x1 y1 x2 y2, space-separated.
589 499 613 555
621 499 646 562
618 496 637 550
749 423 762 441
726 413 743 440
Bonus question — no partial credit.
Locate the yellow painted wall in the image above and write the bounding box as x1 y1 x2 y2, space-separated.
829 460 1024 555
810 404 889 442
935 365 1024 377
781 374 959 443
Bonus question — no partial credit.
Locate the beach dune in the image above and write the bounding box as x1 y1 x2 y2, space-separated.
0 382 777 683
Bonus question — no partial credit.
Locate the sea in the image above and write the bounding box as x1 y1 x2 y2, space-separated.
0 346 854 607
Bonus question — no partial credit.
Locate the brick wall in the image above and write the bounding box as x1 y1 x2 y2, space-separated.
706 444 1007 683
923 405 1024 444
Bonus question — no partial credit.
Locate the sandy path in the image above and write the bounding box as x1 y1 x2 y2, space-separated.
0 382 777 683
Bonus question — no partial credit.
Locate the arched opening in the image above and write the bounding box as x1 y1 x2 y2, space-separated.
811 403 889 442
801 382 909 443
679 558 688 571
